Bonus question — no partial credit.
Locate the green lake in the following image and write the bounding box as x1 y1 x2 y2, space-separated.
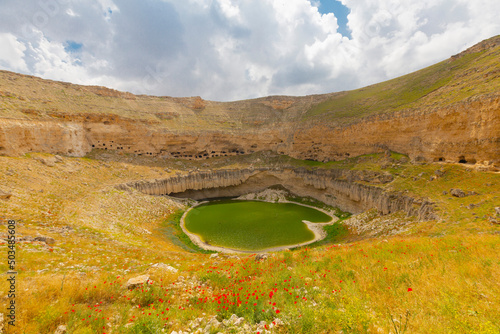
183 200 332 251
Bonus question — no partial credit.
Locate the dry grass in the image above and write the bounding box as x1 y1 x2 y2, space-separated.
0 153 499 333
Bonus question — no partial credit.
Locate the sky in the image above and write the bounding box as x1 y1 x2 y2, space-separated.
0 0 499 101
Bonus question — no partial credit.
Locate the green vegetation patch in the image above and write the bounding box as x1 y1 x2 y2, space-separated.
184 200 332 251
160 210 215 254
304 50 494 122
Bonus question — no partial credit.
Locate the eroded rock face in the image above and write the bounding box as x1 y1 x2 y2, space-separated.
117 168 437 221
1 94 498 165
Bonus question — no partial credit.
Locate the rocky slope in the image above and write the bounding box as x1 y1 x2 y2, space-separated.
118 167 437 221
0 36 499 166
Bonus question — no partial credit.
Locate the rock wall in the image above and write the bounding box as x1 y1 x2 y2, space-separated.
0 119 91 156
118 168 437 221
291 94 500 164
1 37 500 164
1 93 498 165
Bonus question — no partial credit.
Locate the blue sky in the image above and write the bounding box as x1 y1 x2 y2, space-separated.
0 0 499 101
64 41 83 53
316 0 351 38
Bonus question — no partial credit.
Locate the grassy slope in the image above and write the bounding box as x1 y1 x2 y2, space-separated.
304 36 500 123
1 36 499 130
1 152 499 333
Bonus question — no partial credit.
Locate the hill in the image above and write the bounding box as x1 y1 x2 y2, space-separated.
0 36 499 333
0 36 499 164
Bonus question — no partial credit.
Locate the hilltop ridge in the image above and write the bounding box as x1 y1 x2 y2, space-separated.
0 35 499 165
1 36 500 334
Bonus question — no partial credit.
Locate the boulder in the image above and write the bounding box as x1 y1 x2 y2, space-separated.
434 169 445 177
54 325 67 334
223 314 244 326
0 190 12 200
36 157 56 167
495 207 500 216
273 318 284 327
255 253 268 262
151 263 178 273
125 275 150 289
34 236 56 245
450 189 466 198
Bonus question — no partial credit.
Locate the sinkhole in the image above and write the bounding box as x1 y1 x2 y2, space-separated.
181 199 335 253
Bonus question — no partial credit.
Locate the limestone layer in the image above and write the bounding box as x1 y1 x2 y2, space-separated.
1 92 498 165
117 168 437 221
1 36 499 164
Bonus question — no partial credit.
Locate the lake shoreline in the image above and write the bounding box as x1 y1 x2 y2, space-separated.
179 198 339 254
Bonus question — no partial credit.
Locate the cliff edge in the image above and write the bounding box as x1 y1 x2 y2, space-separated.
1 36 499 165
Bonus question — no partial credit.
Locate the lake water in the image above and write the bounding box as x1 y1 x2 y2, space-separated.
184 200 332 251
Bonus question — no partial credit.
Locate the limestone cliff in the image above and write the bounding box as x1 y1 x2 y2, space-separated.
1 36 499 165
118 168 437 221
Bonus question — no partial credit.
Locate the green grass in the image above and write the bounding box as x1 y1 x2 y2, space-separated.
160 210 215 254
304 49 495 122
184 200 332 251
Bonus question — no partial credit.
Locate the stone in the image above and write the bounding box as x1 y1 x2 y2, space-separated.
434 169 445 177
223 314 242 326
0 190 12 200
255 253 268 262
54 155 63 163
151 263 178 273
207 318 221 329
125 275 150 289
273 318 284 327
495 207 500 216
0 313 3 333
413 156 427 164
450 189 466 198
36 157 56 167
34 236 56 245
442 191 448 195
210 253 219 258
54 325 67 334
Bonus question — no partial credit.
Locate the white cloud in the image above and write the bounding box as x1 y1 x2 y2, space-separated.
0 0 499 101
217 0 241 20
0 33 28 72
